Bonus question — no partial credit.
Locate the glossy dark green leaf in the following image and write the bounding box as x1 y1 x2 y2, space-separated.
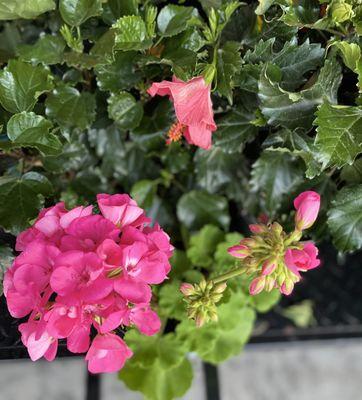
328 185 362 252
45 86 96 129
177 190 230 231
0 172 53 233
107 92 143 129
157 5 196 37
0 0 55 20
17 35 65 65
59 0 103 26
0 60 53 113
7 112 62 155
315 103 362 169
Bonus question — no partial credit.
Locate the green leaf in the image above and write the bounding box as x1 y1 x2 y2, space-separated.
315 103 362 169
59 0 103 26
17 35 65 65
214 232 243 272
113 15 152 51
45 86 96 130
95 51 142 91
7 112 62 155
177 190 230 231
341 159 362 184
0 59 53 113
107 92 143 130
216 41 242 103
259 59 342 130
0 245 14 296
130 179 157 209
250 289 280 313
176 292 255 363
194 147 247 200
213 106 258 153
187 224 225 268
245 38 324 91
0 172 53 233
281 300 315 328
328 184 362 252
158 281 186 320
250 150 304 214
0 0 55 20
119 332 193 400
157 5 196 37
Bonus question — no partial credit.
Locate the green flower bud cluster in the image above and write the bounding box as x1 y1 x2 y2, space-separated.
180 280 227 327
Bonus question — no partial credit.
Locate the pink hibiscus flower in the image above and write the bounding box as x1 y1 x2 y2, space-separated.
148 76 216 149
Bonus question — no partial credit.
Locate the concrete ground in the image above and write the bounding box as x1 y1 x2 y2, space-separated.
0 339 362 400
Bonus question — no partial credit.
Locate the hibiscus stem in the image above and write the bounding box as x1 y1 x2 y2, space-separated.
211 266 246 285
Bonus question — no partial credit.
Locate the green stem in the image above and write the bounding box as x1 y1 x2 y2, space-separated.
211 266 246 284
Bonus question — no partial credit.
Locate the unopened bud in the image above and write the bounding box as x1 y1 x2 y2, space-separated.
213 282 227 294
281 280 294 295
249 224 267 234
271 222 283 235
228 244 250 259
265 276 276 292
249 276 266 295
180 283 195 297
261 259 277 276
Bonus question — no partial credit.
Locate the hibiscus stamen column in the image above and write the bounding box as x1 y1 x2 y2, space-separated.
181 191 321 327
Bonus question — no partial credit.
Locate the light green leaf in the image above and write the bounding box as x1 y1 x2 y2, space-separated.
158 281 186 320
59 0 103 26
113 15 152 51
45 86 96 129
177 190 230 231
119 332 193 400
107 92 143 130
0 59 53 113
157 5 196 37
315 103 362 169
17 35 65 65
0 172 53 233
187 224 225 268
251 289 281 313
0 0 55 20
7 112 62 155
176 292 255 363
250 149 304 214
328 184 362 252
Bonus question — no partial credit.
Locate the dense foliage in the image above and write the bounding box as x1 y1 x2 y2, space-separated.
0 0 361 398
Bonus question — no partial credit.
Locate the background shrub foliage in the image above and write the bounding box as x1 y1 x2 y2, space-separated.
0 0 361 398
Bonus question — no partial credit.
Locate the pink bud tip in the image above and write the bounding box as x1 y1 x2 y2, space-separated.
294 191 320 230
249 277 265 295
180 283 194 296
227 245 250 259
261 260 277 276
249 224 265 234
280 281 294 295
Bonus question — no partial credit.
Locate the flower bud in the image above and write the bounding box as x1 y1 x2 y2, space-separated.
249 224 267 234
261 259 277 276
265 276 276 292
249 276 266 295
213 282 227 294
281 280 294 295
228 244 250 259
294 191 320 230
180 283 195 297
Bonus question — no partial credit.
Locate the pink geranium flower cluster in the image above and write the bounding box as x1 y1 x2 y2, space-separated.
4 194 173 373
